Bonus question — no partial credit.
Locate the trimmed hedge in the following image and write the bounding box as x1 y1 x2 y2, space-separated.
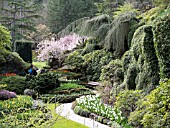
14 40 32 63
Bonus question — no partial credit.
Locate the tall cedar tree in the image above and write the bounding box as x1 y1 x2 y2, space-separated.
0 0 42 50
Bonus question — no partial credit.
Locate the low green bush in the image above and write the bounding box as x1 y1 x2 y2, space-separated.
0 76 27 94
115 90 144 118
26 72 60 94
129 79 170 128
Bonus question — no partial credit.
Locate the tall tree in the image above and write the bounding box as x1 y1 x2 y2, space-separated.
94 0 125 17
0 0 42 50
47 0 98 34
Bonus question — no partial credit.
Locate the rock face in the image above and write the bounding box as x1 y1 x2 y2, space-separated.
24 89 36 99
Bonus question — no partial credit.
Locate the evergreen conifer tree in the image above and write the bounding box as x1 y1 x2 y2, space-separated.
0 0 41 50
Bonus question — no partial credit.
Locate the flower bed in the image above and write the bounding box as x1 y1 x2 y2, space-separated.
75 95 131 127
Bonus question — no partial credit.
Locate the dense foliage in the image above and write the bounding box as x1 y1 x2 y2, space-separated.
115 90 143 118
83 50 113 81
0 95 53 128
153 15 170 79
0 25 28 75
129 79 170 127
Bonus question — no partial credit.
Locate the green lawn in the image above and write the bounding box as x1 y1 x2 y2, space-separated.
33 61 48 69
48 104 89 128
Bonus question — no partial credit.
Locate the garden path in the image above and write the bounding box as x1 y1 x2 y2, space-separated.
56 103 111 128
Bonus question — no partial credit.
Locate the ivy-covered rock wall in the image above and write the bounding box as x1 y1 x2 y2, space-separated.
121 25 160 93
153 16 170 79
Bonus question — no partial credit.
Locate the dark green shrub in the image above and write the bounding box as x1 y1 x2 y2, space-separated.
0 76 27 94
129 79 170 128
26 73 60 94
14 40 32 63
121 25 160 92
125 63 138 90
115 90 143 118
81 39 100 55
0 51 28 75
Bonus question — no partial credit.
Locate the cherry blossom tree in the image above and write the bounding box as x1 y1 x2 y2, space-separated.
37 33 87 62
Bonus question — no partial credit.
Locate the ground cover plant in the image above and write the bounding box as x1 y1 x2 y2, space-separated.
0 95 54 128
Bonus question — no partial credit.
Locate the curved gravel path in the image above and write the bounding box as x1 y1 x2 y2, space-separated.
56 103 111 128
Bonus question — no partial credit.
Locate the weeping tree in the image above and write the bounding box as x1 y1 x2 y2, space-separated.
56 2 139 57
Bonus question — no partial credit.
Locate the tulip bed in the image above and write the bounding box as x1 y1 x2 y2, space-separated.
75 95 131 127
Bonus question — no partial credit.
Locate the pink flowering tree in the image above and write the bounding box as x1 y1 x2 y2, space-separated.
37 33 87 67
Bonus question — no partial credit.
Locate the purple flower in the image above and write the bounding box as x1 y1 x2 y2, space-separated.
0 90 17 100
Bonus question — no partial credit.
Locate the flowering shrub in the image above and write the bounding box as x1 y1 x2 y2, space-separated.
37 33 87 61
76 95 130 127
0 90 17 100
